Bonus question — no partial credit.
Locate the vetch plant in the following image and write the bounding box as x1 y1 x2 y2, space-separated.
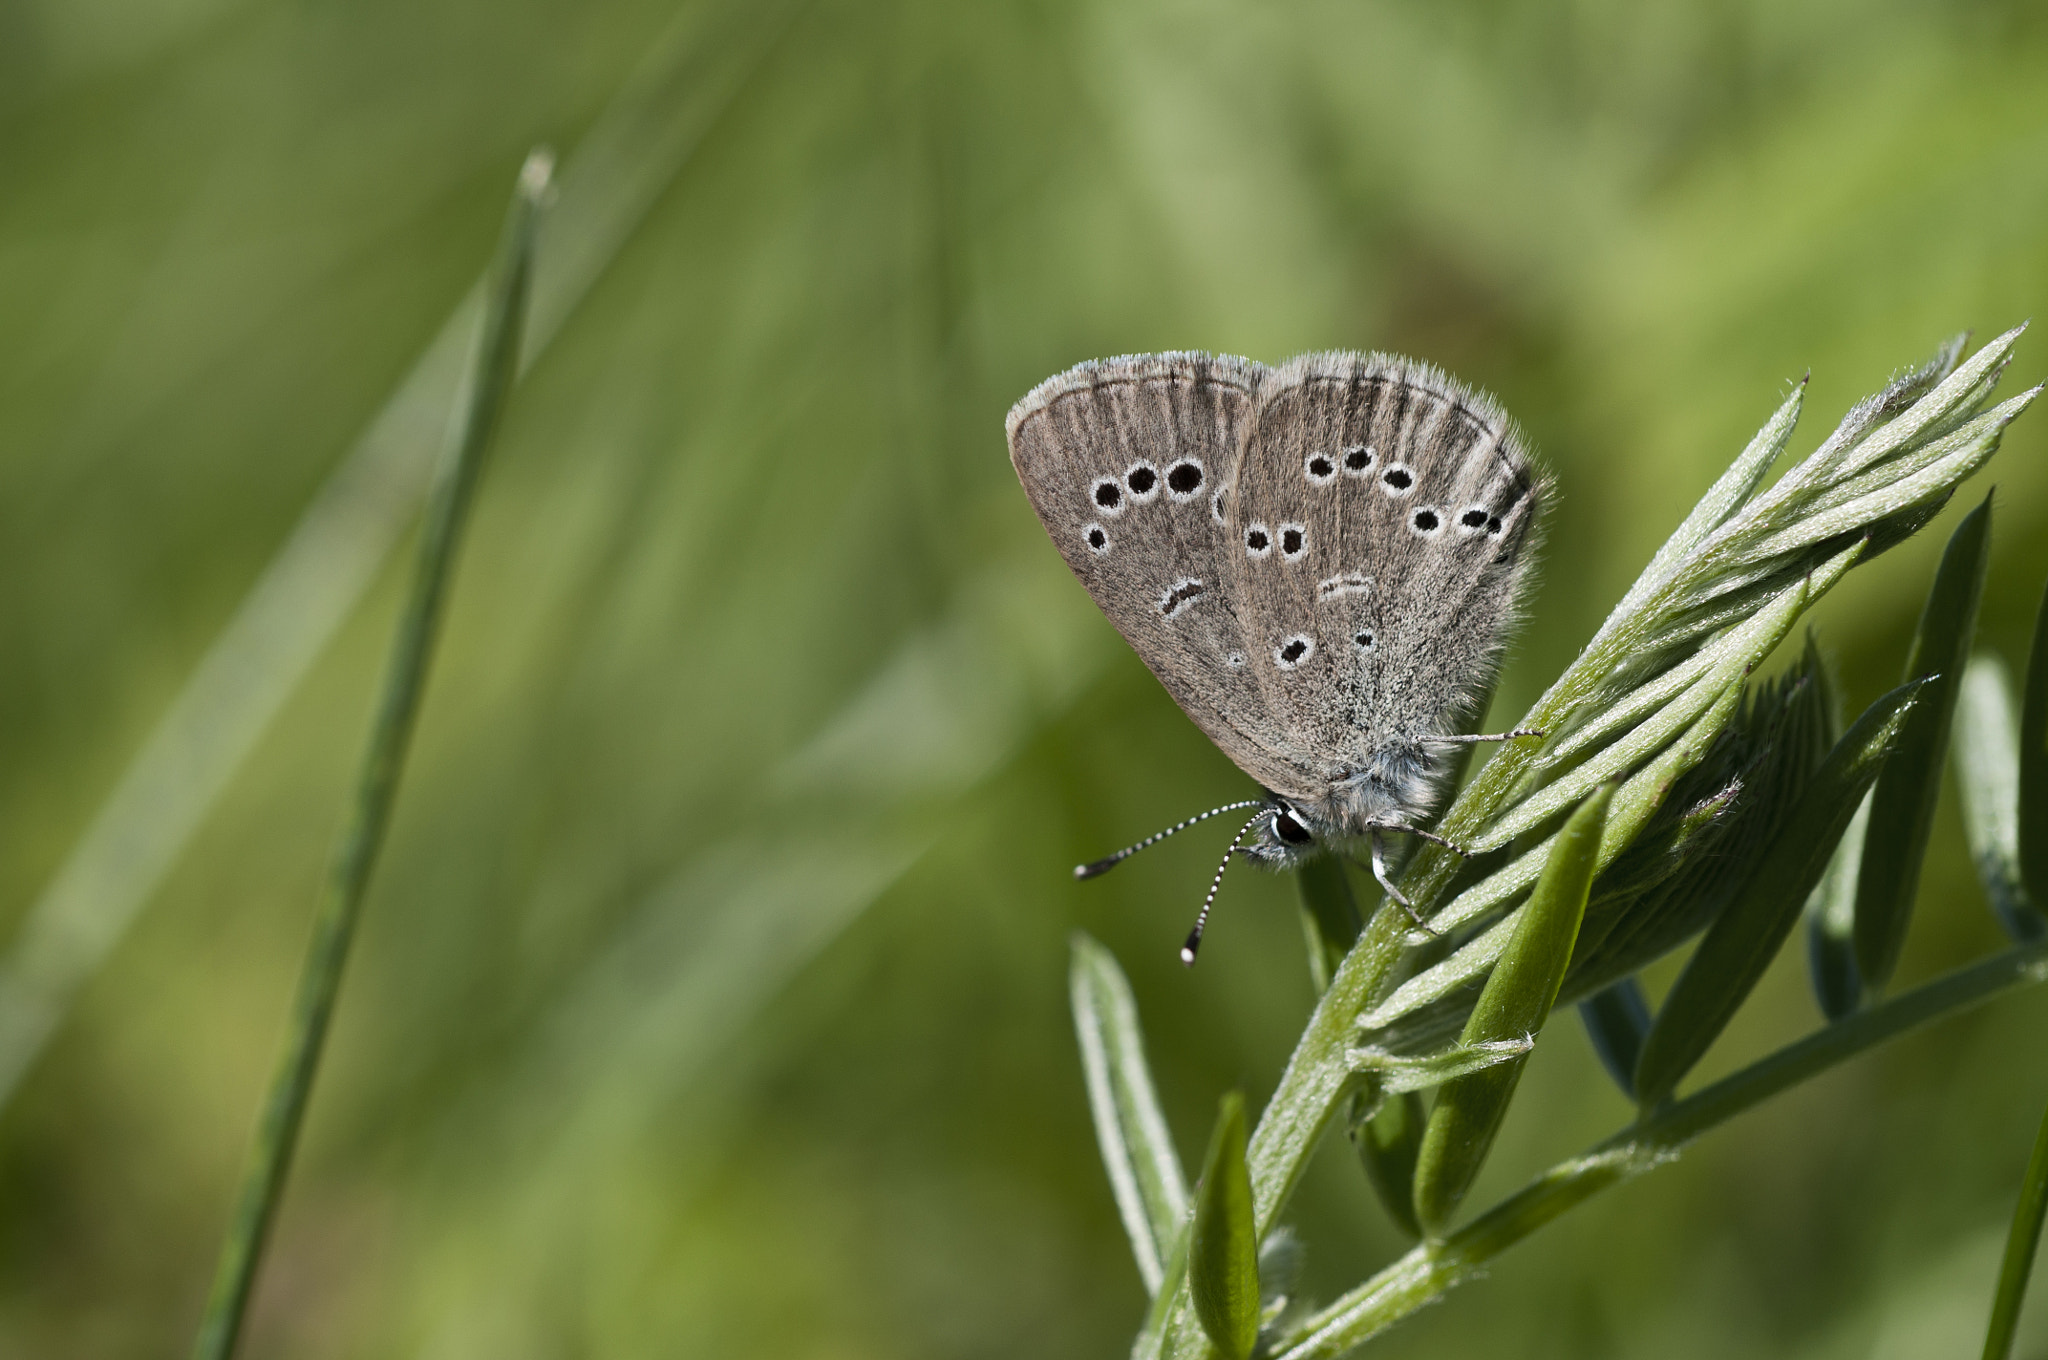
1067 329 2048 1358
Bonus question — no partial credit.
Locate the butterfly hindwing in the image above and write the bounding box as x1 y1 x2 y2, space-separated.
1222 353 1543 802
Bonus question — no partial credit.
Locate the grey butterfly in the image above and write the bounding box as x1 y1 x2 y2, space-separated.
1007 351 1546 961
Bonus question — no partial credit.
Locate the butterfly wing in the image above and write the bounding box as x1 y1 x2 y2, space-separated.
1007 354 1310 794
1221 353 1543 808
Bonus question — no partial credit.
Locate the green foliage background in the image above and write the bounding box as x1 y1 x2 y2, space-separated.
4 1 2048 1355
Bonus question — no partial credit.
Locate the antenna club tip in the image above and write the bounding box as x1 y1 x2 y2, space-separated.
1179 946 1198 967
1075 856 1120 880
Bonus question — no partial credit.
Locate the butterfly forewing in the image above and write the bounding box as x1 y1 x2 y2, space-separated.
1007 355 1308 794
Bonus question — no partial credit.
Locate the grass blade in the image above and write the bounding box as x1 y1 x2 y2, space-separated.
1069 933 1191 1295
1855 496 1993 992
1636 679 1924 1109
1297 858 1363 996
2021 580 2048 908
1579 978 1652 1100
1413 786 1611 1235
1983 1088 2048 1360
0 0 806 1114
1190 1092 1260 1360
1804 792 1871 1019
1956 655 2045 941
1351 1093 1426 1241
188 154 549 1360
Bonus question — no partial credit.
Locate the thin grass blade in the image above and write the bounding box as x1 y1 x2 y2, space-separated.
1413 786 1611 1235
1982 1088 2048 1360
1297 858 1363 997
1855 497 1993 992
189 153 550 1360
1579 978 1652 1100
2021 580 2048 907
1804 792 1871 1019
1069 933 1191 1296
1955 655 2044 941
1351 1093 1426 1242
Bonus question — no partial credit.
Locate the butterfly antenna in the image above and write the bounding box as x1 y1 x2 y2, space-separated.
1180 813 1263 966
1074 800 1265 880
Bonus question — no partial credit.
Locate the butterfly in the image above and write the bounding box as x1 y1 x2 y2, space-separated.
1007 351 1546 960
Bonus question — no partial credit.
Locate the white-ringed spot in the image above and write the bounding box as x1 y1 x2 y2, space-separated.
1083 523 1110 555
1380 463 1415 496
1305 451 1337 484
1341 444 1376 476
1165 459 1205 501
1458 506 1491 534
1274 634 1314 669
1125 461 1161 502
1279 523 1308 559
1410 506 1443 537
1244 522 1273 558
1091 477 1125 514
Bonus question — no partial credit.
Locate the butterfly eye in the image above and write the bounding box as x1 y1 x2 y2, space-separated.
1273 809 1313 845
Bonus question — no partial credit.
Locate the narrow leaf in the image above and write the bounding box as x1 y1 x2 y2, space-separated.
1579 978 1652 1100
1804 792 1871 1020
1412 786 1611 1235
1856 496 1992 992
1351 1038 1534 1092
1636 680 1925 1109
1955 655 2045 941
1190 1092 1260 1360
1297 857 1362 996
1070 934 1188 1295
1982 1088 2048 1360
1351 1092 1425 1241
1609 383 1804 624
2020 579 2048 908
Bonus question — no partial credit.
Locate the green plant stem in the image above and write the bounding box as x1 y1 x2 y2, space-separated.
1983 1085 2048 1360
1269 936 2048 1359
187 152 548 1360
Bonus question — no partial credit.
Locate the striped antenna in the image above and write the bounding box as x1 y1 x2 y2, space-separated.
1073 800 1265 880
1180 813 1263 966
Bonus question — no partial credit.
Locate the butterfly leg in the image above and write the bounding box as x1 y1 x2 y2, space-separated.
1367 830 1436 933
1365 819 1472 860
1421 728 1546 745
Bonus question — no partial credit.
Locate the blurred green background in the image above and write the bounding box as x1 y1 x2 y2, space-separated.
4 0 2048 1355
